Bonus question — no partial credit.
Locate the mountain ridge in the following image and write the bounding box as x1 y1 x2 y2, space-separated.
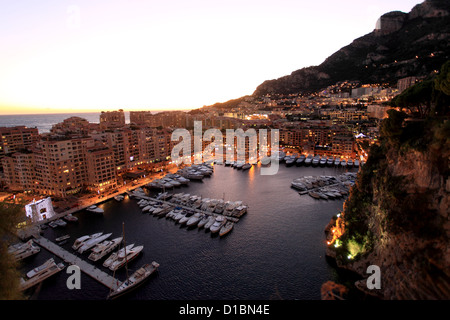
252 0 450 96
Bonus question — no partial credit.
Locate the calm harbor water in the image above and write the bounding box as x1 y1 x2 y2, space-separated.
22 163 359 300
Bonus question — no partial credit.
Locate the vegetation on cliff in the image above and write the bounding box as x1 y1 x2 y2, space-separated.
0 202 26 299
326 61 449 299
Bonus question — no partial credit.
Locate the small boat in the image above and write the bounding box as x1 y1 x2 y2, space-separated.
108 261 160 299
87 205 104 214
308 191 321 199
63 213 78 222
179 211 194 225
55 235 70 242
340 159 347 167
219 221 234 237
242 163 252 170
72 232 103 251
320 156 327 167
312 155 320 167
334 158 341 166
114 195 125 201
354 159 360 167
54 219 67 227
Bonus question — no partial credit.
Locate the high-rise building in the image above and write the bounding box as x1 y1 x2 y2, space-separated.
100 109 126 129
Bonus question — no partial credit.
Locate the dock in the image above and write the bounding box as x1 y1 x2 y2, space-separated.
132 194 240 223
32 236 119 291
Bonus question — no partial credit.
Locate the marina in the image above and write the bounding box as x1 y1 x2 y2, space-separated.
32 236 120 290
17 163 359 300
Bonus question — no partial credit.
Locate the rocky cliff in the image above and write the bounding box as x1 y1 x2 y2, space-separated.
253 0 450 96
324 112 450 299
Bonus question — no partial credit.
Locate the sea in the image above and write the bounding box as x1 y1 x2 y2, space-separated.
2 113 361 301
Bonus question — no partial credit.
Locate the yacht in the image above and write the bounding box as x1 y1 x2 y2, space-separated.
304 155 313 166
103 244 134 268
197 215 210 228
173 210 186 222
232 205 247 217
86 205 104 214
260 156 271 166
204 215 217 230
107 261 160 299
114 195 125 201
242 163 252 170
186 213 202 227
26 258 58 279
285 156 296 167
88 237 123 262
334 158 341 166
63 213 78 222
9 240 40 261
354 159 360 167
179 211 194 225
347 159 354 167
210 216 227 234
327 157 334 167
340 159 347 167
296 155 306 166
219 221 234 237
312 155 320 167
109 245 144 271
319 156 327 167
72 232 103 251
78 233 112 254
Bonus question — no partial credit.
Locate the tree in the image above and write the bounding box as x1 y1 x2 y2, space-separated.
0 202 26 299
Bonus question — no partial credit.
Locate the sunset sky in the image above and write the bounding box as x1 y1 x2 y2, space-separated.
0 0 422 114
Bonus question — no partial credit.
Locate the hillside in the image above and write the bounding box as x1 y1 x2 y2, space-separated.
253 0 450 96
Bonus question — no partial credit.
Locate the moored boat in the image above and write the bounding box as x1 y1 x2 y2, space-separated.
107 261 160 299
219 221 234 237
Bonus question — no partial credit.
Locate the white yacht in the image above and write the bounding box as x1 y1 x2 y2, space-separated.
72 232 103 251
9 240 40 261
103 244 135 268
107 261 160 299
88 237 123 262
78 233 112 254
210 216 226 233
186 213 202 227
86 205 104 214
114 195 125 201
109 245 144 271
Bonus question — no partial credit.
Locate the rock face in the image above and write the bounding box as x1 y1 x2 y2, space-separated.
253 0 450 96
324 116 450 300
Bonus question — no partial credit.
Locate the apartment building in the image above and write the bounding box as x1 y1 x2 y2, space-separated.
100 109 126 129
0 126 39 165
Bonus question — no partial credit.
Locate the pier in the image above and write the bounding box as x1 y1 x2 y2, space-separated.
32 236 119 291
132 194 241 223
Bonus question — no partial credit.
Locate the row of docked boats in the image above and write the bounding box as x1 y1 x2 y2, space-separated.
71 231 144 271
224 161 253 170
273 151 363 168
169 192 248 218
291 172 357 200
147 174 190 189
135 197 235 237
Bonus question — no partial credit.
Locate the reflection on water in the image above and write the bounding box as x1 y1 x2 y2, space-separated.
25 163 358 300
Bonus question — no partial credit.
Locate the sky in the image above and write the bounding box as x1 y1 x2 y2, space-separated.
0 0 422 115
